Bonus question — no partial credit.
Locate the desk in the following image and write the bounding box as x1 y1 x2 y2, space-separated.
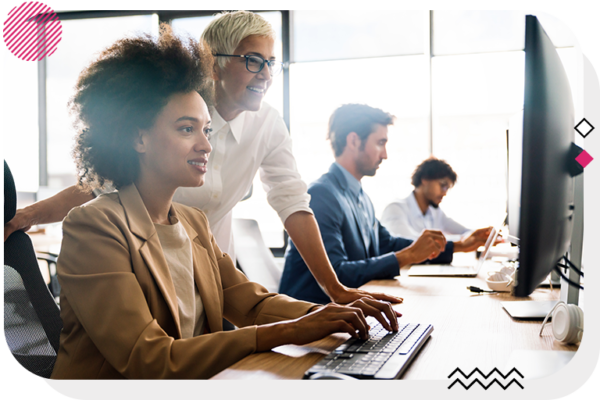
212 269 578 380
27 231 578 380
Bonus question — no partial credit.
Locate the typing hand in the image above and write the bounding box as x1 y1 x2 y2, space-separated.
288 303 371 343
454 227 492 253
345 298 400 332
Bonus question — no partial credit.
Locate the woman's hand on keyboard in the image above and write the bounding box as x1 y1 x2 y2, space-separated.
272 303 371 348
346 298 400 332
256 300 401 351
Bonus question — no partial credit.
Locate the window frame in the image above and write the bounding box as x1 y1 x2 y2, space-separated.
38 9 577 186
31 10 578 248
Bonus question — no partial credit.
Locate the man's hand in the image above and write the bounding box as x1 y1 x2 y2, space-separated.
329 285 403 309
396 230 446 266
454 226 493 253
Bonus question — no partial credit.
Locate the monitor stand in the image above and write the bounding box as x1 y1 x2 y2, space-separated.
502 173 583 320
537 270 561 288
501 300 558 319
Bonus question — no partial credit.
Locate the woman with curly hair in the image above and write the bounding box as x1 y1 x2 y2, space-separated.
50 25 397 379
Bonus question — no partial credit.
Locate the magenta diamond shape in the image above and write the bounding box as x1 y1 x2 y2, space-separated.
575 150 593 168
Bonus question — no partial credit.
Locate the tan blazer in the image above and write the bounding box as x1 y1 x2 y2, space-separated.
50 184 316 379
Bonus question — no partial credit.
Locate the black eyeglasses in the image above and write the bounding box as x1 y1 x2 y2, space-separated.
214 53 284 77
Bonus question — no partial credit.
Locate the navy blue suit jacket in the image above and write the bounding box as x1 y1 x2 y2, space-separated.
279 164 453 304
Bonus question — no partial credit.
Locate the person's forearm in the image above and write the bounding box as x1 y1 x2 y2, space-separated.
256 321 294 352
396 248 415 268
284 211 343 299
23 185 94 225
453 240 466 252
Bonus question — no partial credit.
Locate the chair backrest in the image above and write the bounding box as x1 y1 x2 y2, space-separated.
232 219 283 293
4 160 16 223
4 161 63 378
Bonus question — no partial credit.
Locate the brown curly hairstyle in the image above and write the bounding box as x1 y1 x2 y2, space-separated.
70 24 214 191
411 157 457 187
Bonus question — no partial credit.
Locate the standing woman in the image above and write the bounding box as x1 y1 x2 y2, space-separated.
176 11 402 304
4 11 400 305
50 26 397 379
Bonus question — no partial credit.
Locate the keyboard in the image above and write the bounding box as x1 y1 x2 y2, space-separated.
304 317 433 380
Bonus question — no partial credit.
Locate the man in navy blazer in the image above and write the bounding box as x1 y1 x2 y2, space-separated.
279 104 452 304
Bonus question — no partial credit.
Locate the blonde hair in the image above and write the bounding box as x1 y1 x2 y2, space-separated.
201 11 275 69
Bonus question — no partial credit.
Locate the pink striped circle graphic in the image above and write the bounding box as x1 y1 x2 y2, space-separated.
3 2 62 61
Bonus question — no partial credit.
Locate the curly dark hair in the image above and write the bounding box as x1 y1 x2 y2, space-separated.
70 24 214 191
327 104 395 157
411 157 457 187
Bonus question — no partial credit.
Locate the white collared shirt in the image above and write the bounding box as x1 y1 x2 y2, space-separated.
173 103 312 259
380 191 470 242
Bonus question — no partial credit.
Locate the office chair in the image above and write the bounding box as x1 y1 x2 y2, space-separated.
232 218 283 293
4 161 63 378
36 251 61 302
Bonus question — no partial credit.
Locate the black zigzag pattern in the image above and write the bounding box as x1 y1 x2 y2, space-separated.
447 367 525 390
448 378 524 390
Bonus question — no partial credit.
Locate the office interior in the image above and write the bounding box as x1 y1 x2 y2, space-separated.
5 10 584 244
2 9 589 382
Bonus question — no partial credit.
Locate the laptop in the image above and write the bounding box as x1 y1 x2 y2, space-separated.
407 227 499 277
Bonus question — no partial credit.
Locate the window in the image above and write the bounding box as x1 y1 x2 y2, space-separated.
45 15 158 189
290 56 430 216
433 10 578 55
292 10 425 62
284 10 581 236
4 10 582 248
431 52 524 228
3 52 39 192
430 10 581 229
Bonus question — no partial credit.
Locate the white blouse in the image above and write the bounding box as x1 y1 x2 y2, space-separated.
173 102 312 260
154 216 205 338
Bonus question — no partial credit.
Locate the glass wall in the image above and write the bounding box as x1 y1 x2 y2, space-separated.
45 15 158 189
290 55 430 218
3 9 581 247
430 10 580 229
3 51 38 193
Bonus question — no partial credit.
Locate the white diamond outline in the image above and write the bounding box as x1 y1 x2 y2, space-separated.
575 118 595 138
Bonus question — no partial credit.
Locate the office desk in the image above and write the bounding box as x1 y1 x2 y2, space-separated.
212 269 578 380
27 231 578 380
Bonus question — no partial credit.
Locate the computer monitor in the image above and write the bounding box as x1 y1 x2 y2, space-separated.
507 15 575 298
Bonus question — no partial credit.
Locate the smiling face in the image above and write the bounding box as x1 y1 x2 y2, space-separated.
135 91 212 190
355 124 389 178
214 35 275 120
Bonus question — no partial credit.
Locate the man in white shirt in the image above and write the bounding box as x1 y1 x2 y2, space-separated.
381 157 490 245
